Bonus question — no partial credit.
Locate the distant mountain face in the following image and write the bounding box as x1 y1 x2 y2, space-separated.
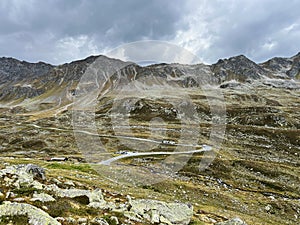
211 55 267 82
260 52 300 79
0 52 299 109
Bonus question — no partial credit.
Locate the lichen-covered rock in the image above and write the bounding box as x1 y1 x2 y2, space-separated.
91 217 109 225
45 185 110 208
25 164 46 180
77 217 88 224
125 199 193 225
30 192 56 202
216 217 248 225
0 164 45 189
0 201 61 225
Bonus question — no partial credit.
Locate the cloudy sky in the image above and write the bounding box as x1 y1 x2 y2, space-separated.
1 0 300 65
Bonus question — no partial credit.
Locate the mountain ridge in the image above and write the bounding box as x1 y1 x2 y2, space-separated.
0 52 299 113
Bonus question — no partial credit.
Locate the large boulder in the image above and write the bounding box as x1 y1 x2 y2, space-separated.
0 164 45 189
25 164 46 180
0 201 60 225
125 199 193 225
216 217 248 225
45 184 109 208
30 192 56 203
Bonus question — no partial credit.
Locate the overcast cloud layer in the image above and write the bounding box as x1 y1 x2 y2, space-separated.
1 0 300 64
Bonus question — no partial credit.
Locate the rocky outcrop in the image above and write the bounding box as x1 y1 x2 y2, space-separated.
124 199 193 225
0 201 61 225
0 164 45 189
45 184 113 209
262 78 300 89
0 57 53 100
215 217 248 225
211 55 266 82
30 192 56 202
0 163 195 225
25 164 46 180
0 57 53 83
260 52 300 79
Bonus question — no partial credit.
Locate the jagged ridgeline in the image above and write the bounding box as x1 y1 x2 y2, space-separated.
0 52 299 111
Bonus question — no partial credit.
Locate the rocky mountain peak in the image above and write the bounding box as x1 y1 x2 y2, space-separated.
0 57 54 83
211 54 266 82
260 52 300 79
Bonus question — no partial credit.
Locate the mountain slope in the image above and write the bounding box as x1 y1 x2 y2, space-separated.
0 52 299 224
0 53 299 113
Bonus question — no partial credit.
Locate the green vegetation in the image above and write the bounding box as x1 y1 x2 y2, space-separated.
46 162 97 175
0 216 29 225
13 187 39 196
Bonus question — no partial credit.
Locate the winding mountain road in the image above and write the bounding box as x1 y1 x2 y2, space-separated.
99 145 212 165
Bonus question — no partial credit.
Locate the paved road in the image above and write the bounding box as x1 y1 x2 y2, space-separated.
99 145 212 165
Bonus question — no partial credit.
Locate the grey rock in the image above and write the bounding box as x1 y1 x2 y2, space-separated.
30 192 56 202
91 217 109 225
219 81 247 89
0 164 45 189
55 217 65 222
0 201 61 225
262 79 300 89
65 217 76 224
51 178 62 185
25 164 46 180
125 199 193 225
77 217 88 224
13 197 25 202
45 185 109 208
64 180 75 187
216 217 248 225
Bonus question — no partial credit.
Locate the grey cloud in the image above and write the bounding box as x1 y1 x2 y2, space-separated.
192 0 300 63
0 0 300 64
0 0 187 64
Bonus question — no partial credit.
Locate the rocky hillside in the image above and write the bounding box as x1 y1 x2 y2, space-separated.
0 162 195 225
0 53 299 225
260 52 300 79
0 52 299 108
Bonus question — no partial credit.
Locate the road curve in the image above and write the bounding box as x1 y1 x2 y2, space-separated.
99 145 212 165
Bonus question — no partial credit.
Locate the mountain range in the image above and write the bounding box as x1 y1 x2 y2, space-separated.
0 53 299 109
0 52 299 225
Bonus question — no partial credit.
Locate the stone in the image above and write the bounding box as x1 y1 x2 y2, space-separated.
151 210 160 223
66 217 76 223
0 201 61 225
265 204 273 213
55 217 65 222
25 164 46 180
91 217 109 225
0 164 45 189
216 217 248 225
45 185 108 208
13 197 25 202
51 178 62 185
30 192 56 202
6 191 15 199
125 199 193 225
78 217 88 224
64 180 75 187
